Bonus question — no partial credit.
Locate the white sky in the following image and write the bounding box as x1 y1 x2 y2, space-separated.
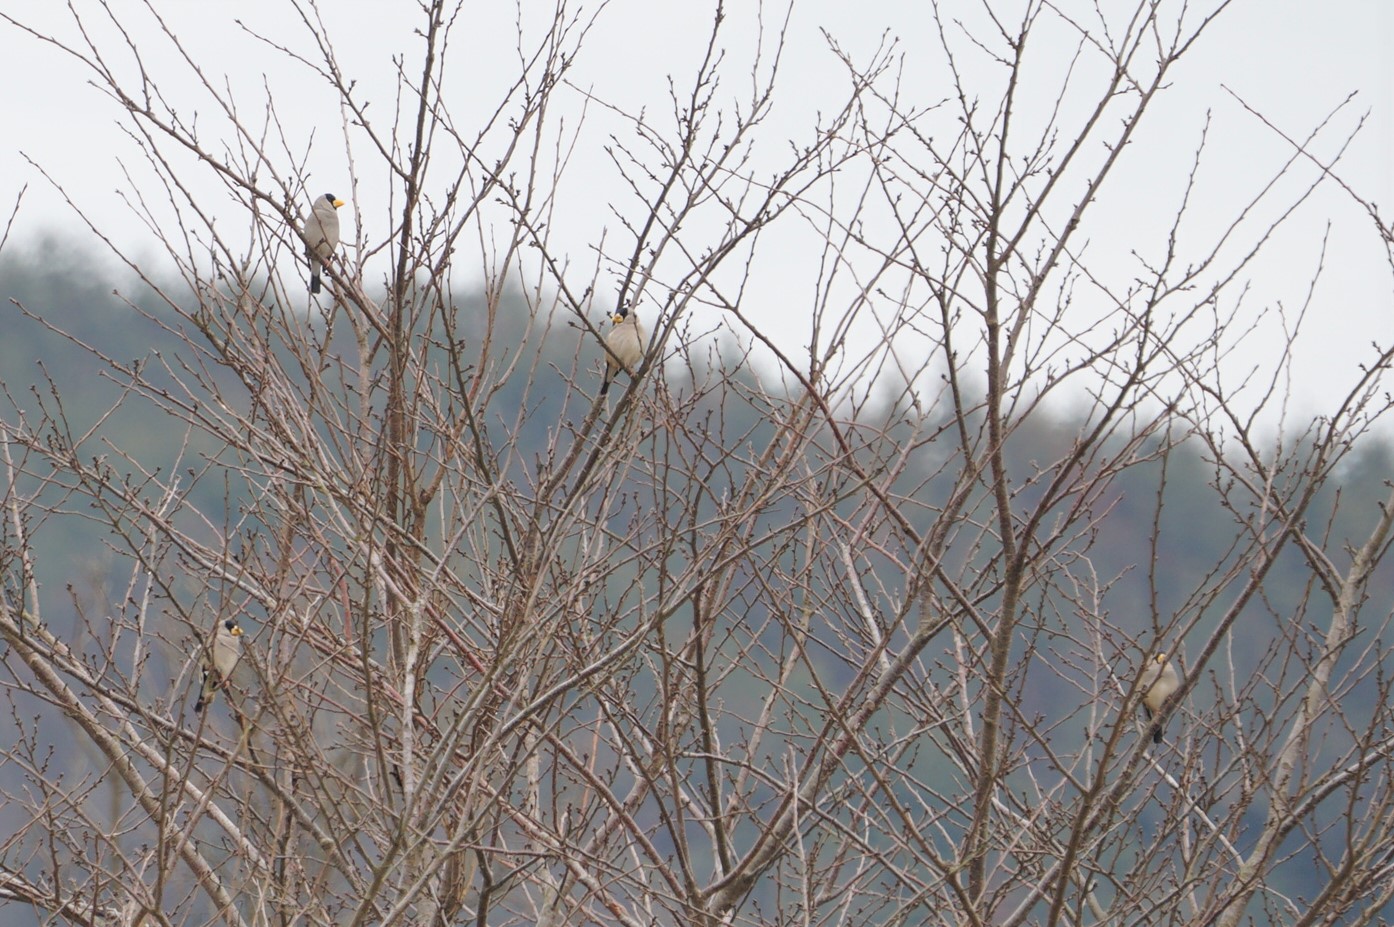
2 1 1391 429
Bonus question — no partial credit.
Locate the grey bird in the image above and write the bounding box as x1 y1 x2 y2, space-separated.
599 306 645 396
194 618 245 713
304 193 345 294
1138 652 1181 744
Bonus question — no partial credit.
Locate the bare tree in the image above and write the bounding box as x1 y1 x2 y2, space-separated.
2 2 1392 926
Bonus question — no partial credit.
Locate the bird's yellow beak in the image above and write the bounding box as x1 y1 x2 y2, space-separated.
230 625 245 637
332 199 346 209
1154 653 1167 664
611 312 625 324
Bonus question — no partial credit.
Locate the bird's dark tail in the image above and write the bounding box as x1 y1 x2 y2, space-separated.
310 273 322 294
1143 706 1163 744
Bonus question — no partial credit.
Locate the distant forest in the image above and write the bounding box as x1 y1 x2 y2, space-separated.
4 238 1390 647
3 237 1392 920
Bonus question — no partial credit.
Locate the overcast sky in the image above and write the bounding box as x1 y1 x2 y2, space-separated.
2 1 1390 428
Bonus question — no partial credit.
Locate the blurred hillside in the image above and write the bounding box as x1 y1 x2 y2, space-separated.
5 238 1388 656
2 238 1392 918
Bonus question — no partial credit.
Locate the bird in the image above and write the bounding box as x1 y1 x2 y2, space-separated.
1138 652 1181 744
599 306 645 396
194 618 245 713
304 193 345 294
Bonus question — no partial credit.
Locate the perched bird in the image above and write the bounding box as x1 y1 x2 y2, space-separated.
1138 652 1181 744
599 306 645 397
194 618 245 713
304 193 345 294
